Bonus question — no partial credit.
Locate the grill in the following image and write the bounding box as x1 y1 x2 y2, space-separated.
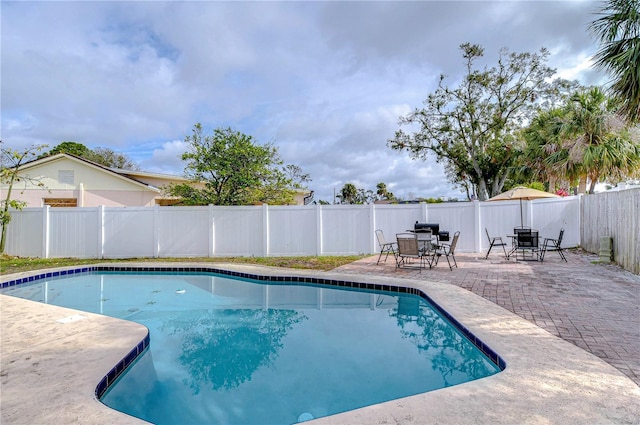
414 222 449 241
414 222 439 235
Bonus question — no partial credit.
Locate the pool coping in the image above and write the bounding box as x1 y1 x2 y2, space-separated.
2 263 639 424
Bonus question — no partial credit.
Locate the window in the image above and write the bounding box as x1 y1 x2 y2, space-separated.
43 198 78 207
58 170 74 185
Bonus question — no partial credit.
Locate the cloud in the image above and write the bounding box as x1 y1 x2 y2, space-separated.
2 1 603 202
140 140 187 175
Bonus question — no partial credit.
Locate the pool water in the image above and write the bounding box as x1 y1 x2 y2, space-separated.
1 272 501 425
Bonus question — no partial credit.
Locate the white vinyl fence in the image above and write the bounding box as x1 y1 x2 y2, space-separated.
3 197 581 259
581 188 640 274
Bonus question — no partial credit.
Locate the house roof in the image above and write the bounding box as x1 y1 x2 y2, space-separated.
108 168 190 182
108 168 191 190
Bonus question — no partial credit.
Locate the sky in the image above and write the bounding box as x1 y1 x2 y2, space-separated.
2 1 606 203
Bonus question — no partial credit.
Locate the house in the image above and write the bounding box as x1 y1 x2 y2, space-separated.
3 153 313 207
3 153 192 207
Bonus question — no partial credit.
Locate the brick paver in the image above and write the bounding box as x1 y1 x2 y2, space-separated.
332 249 640 386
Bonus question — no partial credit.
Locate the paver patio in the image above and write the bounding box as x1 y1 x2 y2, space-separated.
332 248 640 387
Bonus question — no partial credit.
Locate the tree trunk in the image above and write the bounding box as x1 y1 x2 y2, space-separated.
548 176 557 193
0 174 17 254
577 175 588 194
588 172 599 194
477 179 489 201
0 222 7 254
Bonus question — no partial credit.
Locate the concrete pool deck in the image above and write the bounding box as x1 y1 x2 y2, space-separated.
1 253 639 424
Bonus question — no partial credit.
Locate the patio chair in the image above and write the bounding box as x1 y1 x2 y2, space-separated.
540 228 567 262
395 233 433 271
433 231 459 270
375 229 397 264
484 228 508 259
513 229 540 261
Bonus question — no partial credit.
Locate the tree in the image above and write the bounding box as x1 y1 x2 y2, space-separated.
335 183 380 204
559 87 640 193
522 86 640 194
376 182 395 201
43 142 140 170
336 183 358 204
42 141 91 158
168 124 307 206
521 107 570 192
1 144 48 253
283 164 311 190
388 43 573 200
589 0 640 123
357 188 376 204
84 147 139 170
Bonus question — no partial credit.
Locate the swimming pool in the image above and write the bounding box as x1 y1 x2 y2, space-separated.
1 267 503 425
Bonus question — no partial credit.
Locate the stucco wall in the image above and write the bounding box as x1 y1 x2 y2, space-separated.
11 188 158 207
4 156 160 207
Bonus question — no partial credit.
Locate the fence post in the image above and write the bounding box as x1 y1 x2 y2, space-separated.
153 205 160 258
42 205 50 258
316 203 323 256
208 204 215 258
97 205 104 259
474 200 481 253
576 195 582 248
370 203 376 254
262 204 269 257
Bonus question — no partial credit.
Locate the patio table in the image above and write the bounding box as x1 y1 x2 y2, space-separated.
407 230 439 253
507 231 541 261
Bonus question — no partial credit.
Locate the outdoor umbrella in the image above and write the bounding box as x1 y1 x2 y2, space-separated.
488 186 560 228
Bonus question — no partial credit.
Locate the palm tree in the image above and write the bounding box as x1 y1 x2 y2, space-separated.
559 87 640 193
521 108 568 191
522 87 640 194
337 183 358 204
376 182 395 201
589 0 640 123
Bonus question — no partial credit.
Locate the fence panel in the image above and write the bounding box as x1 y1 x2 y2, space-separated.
320 205 371 255
428 203 476 252
4 209 43 257
530 197 580 248
481 201 522 247
102 207 155 258
581 189 639 274
267 206 318 256
157 206 210 257
371 204 424 251
211 206 264 256
481 200 537 246
49 207 100 258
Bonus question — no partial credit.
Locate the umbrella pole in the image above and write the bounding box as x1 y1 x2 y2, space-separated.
520 199 524 228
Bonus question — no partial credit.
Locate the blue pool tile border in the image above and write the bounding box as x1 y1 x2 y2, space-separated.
1 264 506 395
95 333 150 399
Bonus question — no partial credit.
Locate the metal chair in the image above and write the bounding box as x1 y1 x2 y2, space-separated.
513 229 540 261
375 229 396 264
485 228 508 259
395 233 433 271
540 228 567 262
433 231 459 270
